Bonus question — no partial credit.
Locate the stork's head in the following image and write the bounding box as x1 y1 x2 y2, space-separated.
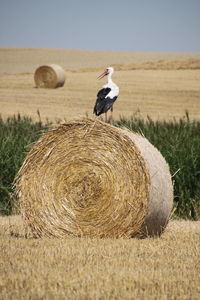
98 67 114 79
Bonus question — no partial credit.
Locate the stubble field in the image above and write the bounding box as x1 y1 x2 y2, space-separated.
0 47 200 299
0 47 200 122
0 215 200 299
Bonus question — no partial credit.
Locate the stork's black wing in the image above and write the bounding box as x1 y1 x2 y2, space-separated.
98 96 117 115
97 88 111 100
93 93 118 117
93 88 112 116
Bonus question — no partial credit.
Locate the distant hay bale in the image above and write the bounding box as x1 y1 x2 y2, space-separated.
15 119 173 238
34 64 65 88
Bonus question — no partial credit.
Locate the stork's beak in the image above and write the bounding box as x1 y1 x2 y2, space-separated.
97 70 108 80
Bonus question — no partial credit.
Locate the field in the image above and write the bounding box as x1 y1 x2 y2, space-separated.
0 216 200 299
0 47 200 299
0 47 200 122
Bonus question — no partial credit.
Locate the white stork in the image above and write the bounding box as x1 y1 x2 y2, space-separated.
93 67 119 122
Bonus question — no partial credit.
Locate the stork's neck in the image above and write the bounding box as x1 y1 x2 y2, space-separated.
107 72 113 84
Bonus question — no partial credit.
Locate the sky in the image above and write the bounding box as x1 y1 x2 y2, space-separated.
0 0 200 52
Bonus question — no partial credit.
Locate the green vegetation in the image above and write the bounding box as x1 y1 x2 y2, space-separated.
0 113 199 219
0 114 50 215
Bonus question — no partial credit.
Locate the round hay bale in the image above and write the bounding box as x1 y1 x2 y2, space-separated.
34 64 65 88
15 119 173 238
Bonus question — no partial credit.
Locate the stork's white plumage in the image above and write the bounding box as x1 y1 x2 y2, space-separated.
93 67 119 122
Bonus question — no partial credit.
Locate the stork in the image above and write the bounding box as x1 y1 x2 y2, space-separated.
93 67 119 122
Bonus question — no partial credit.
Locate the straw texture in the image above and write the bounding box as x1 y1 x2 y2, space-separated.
16 119 173 238
124 131 173 237
16 119 151 238
34 64 65 88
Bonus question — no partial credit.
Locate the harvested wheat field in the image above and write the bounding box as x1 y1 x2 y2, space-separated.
0 47 200 122
0 216 200 299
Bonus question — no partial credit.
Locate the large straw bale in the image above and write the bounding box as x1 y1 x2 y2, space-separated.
34 64 65 88
15 119 173 238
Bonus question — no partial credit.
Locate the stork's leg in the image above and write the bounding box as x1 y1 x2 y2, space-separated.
105 112 108 123
110 105 113 121
108 105 113 123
